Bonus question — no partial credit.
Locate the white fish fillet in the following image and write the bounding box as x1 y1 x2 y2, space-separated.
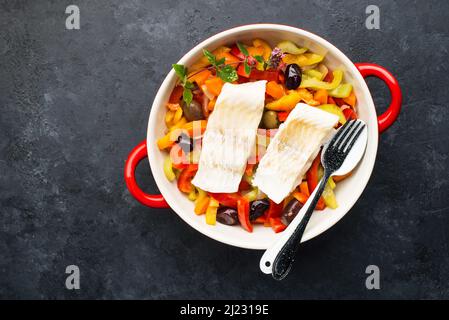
191 80 267 193
252 103 339 204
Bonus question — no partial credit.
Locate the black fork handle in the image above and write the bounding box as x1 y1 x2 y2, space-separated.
272 170 332 280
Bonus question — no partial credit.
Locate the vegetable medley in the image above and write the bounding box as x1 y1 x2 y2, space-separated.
157 39 358 233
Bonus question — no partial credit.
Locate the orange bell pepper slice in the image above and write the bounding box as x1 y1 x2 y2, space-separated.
299 181 310 196
188 69 212 86
266 81 285 99
313 89 328 105
204 77 224 97
293 191 309 205
343 91 357 107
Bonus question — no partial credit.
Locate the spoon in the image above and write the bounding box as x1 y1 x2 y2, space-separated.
259 119 368 280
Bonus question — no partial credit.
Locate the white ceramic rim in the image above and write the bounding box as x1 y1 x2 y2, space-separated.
146 24 378 250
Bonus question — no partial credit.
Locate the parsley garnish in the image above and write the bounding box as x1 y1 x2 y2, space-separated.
172 63 194 106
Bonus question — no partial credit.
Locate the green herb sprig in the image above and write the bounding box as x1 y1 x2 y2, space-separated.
172 64 194 106
237 42 267 72
202 49 238 83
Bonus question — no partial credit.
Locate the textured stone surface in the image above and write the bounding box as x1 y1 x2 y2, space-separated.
0 0 448 299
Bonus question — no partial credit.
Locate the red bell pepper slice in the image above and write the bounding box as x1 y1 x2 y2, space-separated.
264 199 283 227
230 45 245 60
306 154 326 210
333 97 346 107
237 63 250 78
237 197 252 232
209 192 241 208
277 111 290 122
343 107 357 121
249 69 280 82
245 163 255 176
238 179 251 191
169 85 184 103
269 217 287 233
324 70 334 83
327 96 336 105
177 164 198 193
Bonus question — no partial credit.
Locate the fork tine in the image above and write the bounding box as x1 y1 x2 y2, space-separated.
342 123 365 154
332 120 357 149
339 121 362 151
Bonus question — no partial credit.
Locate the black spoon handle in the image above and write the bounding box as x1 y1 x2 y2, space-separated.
272 171 332 280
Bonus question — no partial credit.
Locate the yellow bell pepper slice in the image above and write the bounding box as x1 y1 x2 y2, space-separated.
318 104 346 125
253 39 272 70
317 166 338 209
322 182 338 209
205 198 219 225
194 188 210 215
283 53 324 67
303 69 323 80
300 70 343 90
328 176 336 189
172 106 183 124
328 83 353 98
265 91 302 111
163 156 176 182
165 110 175 125
265 89 319 111
253 39 272 60
243 187 259 202
188 189 198 201
277 40 308 55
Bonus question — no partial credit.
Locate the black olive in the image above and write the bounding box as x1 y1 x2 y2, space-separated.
281 198 303 225
176 133 194 153
216 207 239 225
285 63 302 90
250 199 270 221
182 99 204 122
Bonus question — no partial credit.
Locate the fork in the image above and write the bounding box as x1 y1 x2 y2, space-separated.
261 119 366 280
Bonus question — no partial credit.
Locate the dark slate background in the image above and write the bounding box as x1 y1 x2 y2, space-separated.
0 0 448 299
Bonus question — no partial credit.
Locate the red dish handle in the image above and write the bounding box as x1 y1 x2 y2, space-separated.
124 141 169 208
355 63 402 133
